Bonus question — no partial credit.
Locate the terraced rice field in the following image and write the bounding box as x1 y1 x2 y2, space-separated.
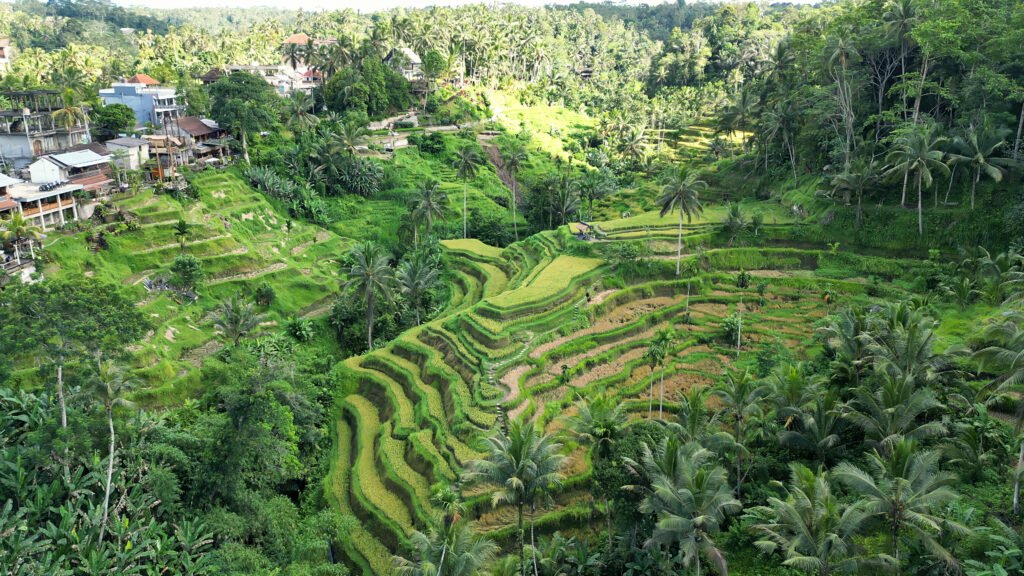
326 211 917 574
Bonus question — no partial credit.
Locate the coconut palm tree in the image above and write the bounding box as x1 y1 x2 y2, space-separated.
972 312 1024 513
51 88 88 131
631 438 741 576
946 127 1014 210
172 219 191 251
842 375 945 451
396 252 438 326
830 159 878 228
93 361 136 545
453 145 483 239
713 370 766 497
833 441 968 575
657 167 706 276
467 418 566 576
501 142 528 241
884 124 949 236
213 296 265 346
1 213 44 263
652 328 676 418
575 168 615 222
341 241 394 350
283 90 318 133
817 308 871 387
564 393 627 548
410 181 446 243
751 463 885 576
644 339 666 419
393 519 499 576
329 119 369 156
780 391 846 465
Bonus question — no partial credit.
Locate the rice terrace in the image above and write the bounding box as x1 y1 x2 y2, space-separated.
2 1 1024 576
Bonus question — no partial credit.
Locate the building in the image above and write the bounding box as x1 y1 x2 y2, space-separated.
0 90 92 169
0 172 19 220
4 179 81 231
199 68 224 85
0 39 13 74
28 150 114 196
225 64 293 95
99 83 184 128
126 73 160 86
105 137 150 170
384 47 422 81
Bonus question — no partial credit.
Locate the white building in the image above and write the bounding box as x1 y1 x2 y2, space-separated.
4 179 81 231
105 137 150 170
28 150 114 196
99 83 184 128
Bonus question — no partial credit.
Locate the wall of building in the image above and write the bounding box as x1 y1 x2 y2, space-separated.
101 86 157 127
28 159 62 183
107 143 150 170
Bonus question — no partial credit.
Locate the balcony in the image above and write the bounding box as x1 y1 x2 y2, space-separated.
20 199 73 217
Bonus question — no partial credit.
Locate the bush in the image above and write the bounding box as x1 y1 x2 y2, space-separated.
254 283 275 306
169 253 203 291
287 317 315 342
720 313 741 344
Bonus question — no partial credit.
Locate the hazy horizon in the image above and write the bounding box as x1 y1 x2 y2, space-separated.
111 0 819 13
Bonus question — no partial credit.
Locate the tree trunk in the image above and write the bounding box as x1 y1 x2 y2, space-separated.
605 495 613 550
1014 441 1023 515
56 360 67 429
1014 100 1024 161
917 171 923 236
675 209 683 277
944 164 957 205
911 57 929 125
856 192 863 228
518 503 526 576
900 171 909 207
366 290 375 350
648 371 655 418
972 168 979 210
659 368 665 419
99 406 115 544
512 179 519 242
463 181 468 239
531 509 539 576
241 130 250 165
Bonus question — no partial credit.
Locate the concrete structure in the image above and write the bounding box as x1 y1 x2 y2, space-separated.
0 172 20 220
384 47 422 81
0 39 12 74
105 137 150 170
99 83 184 128
29 150 113 195
0 90 91 170
5 180 81 230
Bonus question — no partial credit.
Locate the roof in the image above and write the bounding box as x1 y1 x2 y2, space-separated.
175 116 217 137
127 73 160 85
8 181 83 201
283 32 310 45
44 150 110 169
106 137 149 147
67 142 111 156
0 173 22 188
200 68 224 82
386 47 421 65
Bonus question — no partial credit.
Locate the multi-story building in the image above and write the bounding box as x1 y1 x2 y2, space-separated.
3 177 81 231
0 39 13 74
99 82 184 128
28 149 114 197
0 90 92 170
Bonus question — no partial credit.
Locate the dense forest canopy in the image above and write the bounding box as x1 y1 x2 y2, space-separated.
2 0 1024 575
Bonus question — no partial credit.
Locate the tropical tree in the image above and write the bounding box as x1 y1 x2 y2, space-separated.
780 391 845 465
884 124 949 236
453 145 483 239
830 158 878 228
817 308 871 387
564 393 628 549
393 520 498 576
410 181 446 243
172 219 191 251
0 212 44 263
329 119 369 156
630 438 741 576
209 71 280 163
842 376 945 450
657 167 706 276
52 88 88 130
750 463 885 576
946 127 1014 210
396 252 438 325
283 90 318 133
833 441 968 574
92 361 135 545
213 296 264 346
467 418 566 576
575 168 615 222
341 241 394 349
713 370 766 497
652 328 676 418
501 142 529 241
644 338 666 418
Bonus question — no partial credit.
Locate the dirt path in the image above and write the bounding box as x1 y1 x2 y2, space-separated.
501 364 529 403
208 262 288 285
588 289 617 306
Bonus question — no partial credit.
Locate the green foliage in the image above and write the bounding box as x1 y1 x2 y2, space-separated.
91 103 136 139
170 253 204 292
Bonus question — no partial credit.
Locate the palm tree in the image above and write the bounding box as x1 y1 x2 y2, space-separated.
833 441 968 575
341 241 394 350
973 312 1024 513
751 463 884 576
713 370 766 497
780 391 845 466
817 308 871 387
501 142 528 241
564 393 628 549
652 328 675 418
51 88 87 131
396 252 438 326
657 167 706 276
283 91 318 133
575 168 615 222
631 438 741 576
410 181 446 243
842 376 944 451
860 302 951 387
329 119 369 156
453 145 483 239
93 361 135 545
644 339 666 418
172 219 191 251
393 519 499 576
830 159 878 228
281 40 307 70
1 213 44 263
884 124 949 236
467 418 566 576
213 296 264 346
946 127 1013 210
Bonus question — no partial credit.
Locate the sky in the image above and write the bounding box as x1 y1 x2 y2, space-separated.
113 0 819 12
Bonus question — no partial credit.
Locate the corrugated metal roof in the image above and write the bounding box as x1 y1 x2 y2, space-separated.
0 173 22 188
106 137 149 147
48 149 109 168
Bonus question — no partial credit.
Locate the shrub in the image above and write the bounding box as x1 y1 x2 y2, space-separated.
254 283 275 306
286 317 315 342
720 313 741 344
169 253 203 291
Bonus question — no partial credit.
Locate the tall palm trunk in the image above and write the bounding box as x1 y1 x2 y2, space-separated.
1014 441 1023 515
512 180 519 241
659 366 665 418
944 164 957 205
916 171 924 236
1014 100 1024 161
366 289 375 349
517 502 525 576
241 130 251 164
971 168 980 210
99 405 115 544
605 495 613 550
648 369 655 418
530 506 539 576
56 357 67 428
675 208 684 277
463 181 468 239
900 172 909 207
